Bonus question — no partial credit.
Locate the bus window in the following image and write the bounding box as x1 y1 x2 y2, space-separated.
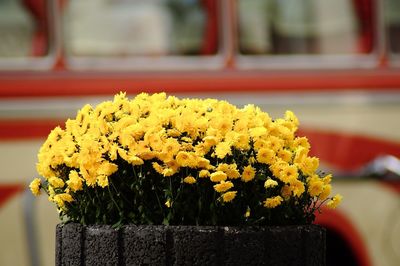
237 0 374 55
0 0 49 58
385 0 400 54
63 0 218 58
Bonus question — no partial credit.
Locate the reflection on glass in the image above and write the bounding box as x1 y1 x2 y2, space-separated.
0 0 48 58
238 0 372 55
385 0 400 53
64 0 217 57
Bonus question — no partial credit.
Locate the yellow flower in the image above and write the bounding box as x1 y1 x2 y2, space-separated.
98 161 118 176
222 191 237 202
48 177 65 188
322 174 332 185
214 142 232 159
298 157 319 176
241 165 256 182
162 168 176 177
293 137 310 150
210 171 228 182
257 148 275 164
327 194 343 209
264 179 278 189
308 175 324 197
277 165 298 183
293 147 309 164
284 110 299 127
217 163 229 172
29 178 41 196
176 151 191 167
277 149 292 163
67 170 83 192
196 158 211 169
319 184 332 200
213 181 234 193
199 169 210 178
264 196 283 208
97 175 109 188
290 179 305 197
183 175 196 184
269 160 289 178
152 162 164 175
162 138 180 157
249 127 267 139
233 133 250 150
53 193 74 208
165 199 172 208
118 149 144 165
266 136 284 152
226 164 240 179
244 208 251 218
254 139 268 150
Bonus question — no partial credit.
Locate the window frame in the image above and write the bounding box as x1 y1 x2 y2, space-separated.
61 0 228 71
233 0 384 70
0 0 58 71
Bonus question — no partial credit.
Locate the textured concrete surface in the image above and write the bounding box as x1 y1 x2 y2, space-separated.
56 223 326 266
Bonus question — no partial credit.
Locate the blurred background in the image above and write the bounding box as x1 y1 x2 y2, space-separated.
0 0 400 265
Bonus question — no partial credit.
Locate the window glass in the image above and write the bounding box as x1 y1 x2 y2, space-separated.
63 0 218 57
0 0 49 58
385 0 400 53
237 0 373 55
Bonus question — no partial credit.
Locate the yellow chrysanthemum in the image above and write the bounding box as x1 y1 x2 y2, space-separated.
319 184 332 200
327 194 343 209
152 162 164 175
183 175 196 184
290 179 305 197
263 196 283 208
97 175 109 188
162 168 176 177
214 142 232 159
226 164 240 179
266 136 284 152
210 171 228 182
241 165 256 182
307 175 324 197
277 149 292 163
264 179 278 189
222 191 237 202
277 165 298 183
244 208 251 218
213 181 234 193
257 148 276 165
67 170 83 192
322 174 332 185
284 110 299 127
199 169 210 178
249 127 267 139
98 161 118 176
298 157 319 176
53 193 74 208
48 177 65 188
176 151 192 167
29 178 41 196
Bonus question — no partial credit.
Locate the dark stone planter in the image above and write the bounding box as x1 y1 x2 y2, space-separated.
56 223 326 266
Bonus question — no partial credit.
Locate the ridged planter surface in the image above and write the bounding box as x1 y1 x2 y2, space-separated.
56 223 325 266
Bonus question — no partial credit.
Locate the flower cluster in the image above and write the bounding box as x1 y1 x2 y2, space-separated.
30 92 341 226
